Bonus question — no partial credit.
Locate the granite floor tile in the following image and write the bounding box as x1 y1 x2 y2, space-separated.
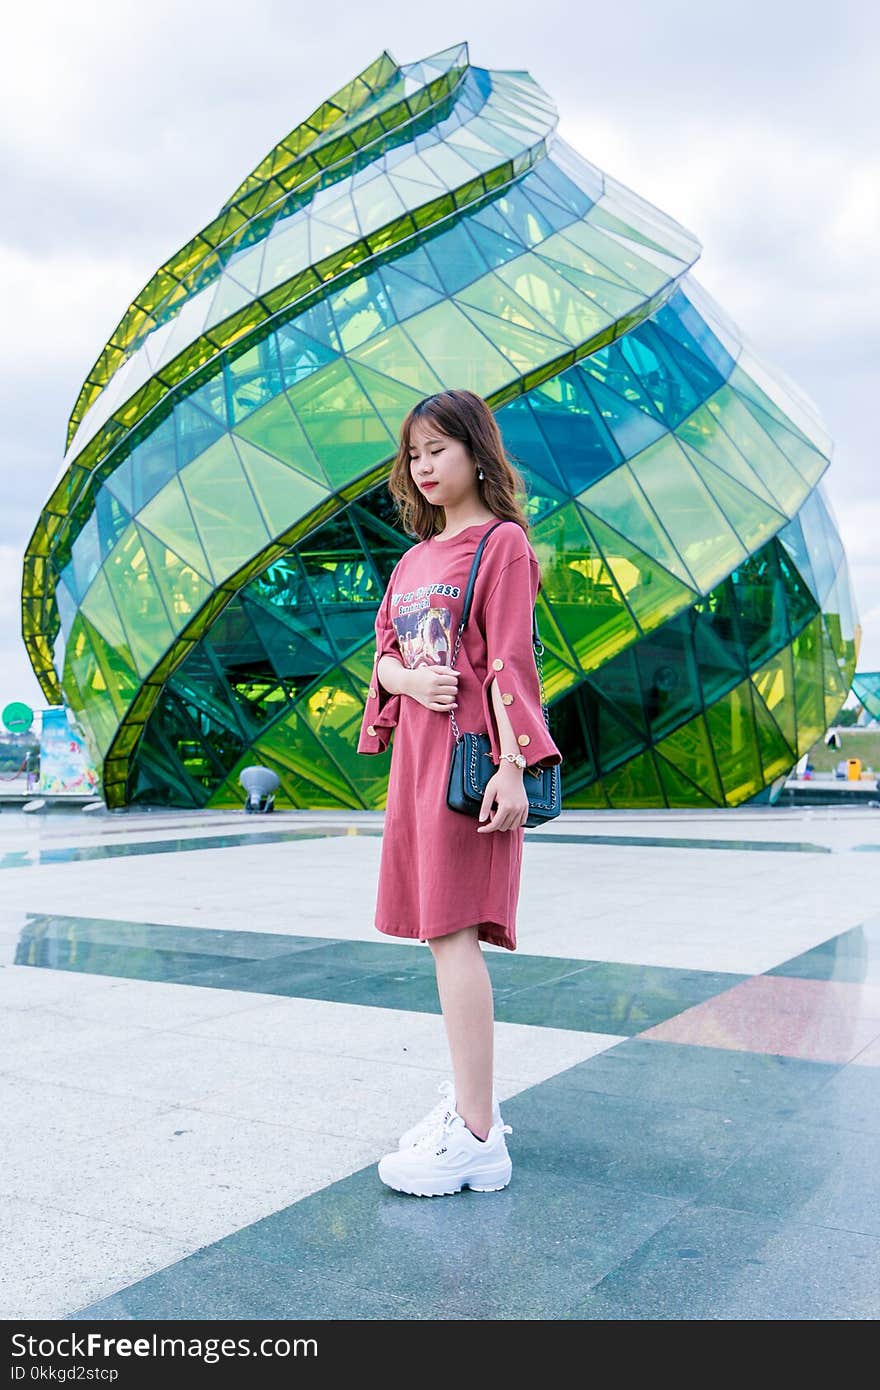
696 1117 880 1236
530 1038 842 1121
563 1203 880 1320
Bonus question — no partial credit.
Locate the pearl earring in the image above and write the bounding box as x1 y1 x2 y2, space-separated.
477 467 485 480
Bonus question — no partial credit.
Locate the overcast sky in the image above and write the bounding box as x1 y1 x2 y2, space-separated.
2 0 877 717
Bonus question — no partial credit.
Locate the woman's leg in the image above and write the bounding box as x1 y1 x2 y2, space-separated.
427 925 494 1140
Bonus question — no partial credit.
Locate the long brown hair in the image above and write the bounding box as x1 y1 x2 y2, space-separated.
388 389 531 542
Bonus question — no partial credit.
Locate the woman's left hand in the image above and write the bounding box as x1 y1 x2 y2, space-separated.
477 764 529 832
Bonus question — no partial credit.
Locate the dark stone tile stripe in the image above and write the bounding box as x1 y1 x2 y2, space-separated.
16 913 746 1036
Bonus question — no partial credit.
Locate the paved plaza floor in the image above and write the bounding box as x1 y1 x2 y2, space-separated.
1 803 879 1320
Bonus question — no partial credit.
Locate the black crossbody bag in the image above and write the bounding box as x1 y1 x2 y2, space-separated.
445 521 562 827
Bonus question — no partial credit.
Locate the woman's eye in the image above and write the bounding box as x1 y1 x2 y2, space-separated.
431 449 442 455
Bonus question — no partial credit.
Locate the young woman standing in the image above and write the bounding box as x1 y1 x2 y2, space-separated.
357 389 563 1197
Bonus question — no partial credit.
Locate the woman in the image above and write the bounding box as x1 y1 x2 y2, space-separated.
357 389 563 1197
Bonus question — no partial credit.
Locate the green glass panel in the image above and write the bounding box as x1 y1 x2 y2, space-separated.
655 714 724 805
579 507 696 634
653 749 718 808
455 271 570 345
705 387 806 513
137 476 214 581
63 616 119 754
818 612 849 726
791 614 826 750
179 436 271 578
256 705 353 801
594 693 647 774
578 462 696 588
751 680 796 781
80 614 141 720
589 645 647 738
567 779 610 809
493 252 612 345
676 403 780 509
737 393 827 487
602 749 664 808
102 524 176 677
529 505 640 672
728 359 818 449
704 680 764 805
554 220 665 295
136 527 213 631
232 392 328 484
682 446 784 552
403 300 513 395
633 436 746 592
347 361 426 437
348 324 444 394
287 358 398 488
457 302 570 375
635 626 700 739
79 567 138 672
752 644 797 751
232 438 328 536
537 250 642 320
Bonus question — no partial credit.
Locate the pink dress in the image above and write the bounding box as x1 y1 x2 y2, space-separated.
356 517 563 951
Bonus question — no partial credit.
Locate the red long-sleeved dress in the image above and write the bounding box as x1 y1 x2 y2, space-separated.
357 517 563 951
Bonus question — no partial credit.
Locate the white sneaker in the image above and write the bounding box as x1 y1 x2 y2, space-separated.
398 1079 502 1150
379 1108 513 1197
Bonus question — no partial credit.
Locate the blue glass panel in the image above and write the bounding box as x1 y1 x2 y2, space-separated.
126 415 177 511
225 337 284 427
70 514 101 601
528 369 622 493
776 513 818 599
275 322 338 389
660 289 736 380
617 325 703 426
423 221 490 295
496 395 569 494
529 158 594 217
579 375 667 457
55 570 79 635
468 202 528 253
797 491 836 604
517 181 579 234
186 375 227 427
377 263 445 320
94 486 131 562
649 321 726 401
386 243 448 294
174 397 226 468
493 181 558 247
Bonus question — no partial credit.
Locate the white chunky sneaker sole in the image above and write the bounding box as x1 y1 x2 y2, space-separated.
377 1154 513 1198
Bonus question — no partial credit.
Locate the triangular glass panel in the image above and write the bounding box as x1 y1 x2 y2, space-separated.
579 506 696 634
232 437 328 535
138 475 214 581
704 680 765 804
580 460 697 589
655 714 724 805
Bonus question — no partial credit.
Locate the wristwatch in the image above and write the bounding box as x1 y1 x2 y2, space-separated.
499 751 527 770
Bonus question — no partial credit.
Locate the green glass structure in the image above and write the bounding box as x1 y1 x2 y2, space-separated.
852 674 880 720
22 42 860 810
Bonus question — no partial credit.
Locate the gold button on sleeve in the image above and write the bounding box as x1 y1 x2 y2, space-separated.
501 692 513 705
517 733 530 746
492 658 504 671
368 686 378 698
367 725 377 736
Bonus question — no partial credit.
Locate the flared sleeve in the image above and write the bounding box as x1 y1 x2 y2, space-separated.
357 574 405 755
478 549 563 771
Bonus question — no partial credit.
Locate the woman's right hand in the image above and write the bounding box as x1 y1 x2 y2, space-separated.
405 664 460 712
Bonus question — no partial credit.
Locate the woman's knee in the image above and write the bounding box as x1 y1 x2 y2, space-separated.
427 924 481 959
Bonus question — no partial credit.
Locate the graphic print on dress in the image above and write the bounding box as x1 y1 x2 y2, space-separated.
391 580 462 669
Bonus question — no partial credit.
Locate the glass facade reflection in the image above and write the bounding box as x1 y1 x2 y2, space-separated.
22 42 860 809
852 673 880 721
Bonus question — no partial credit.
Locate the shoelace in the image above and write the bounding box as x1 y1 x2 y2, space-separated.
411 1112 513 1154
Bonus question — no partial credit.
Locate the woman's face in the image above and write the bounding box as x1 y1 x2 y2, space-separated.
408 417 478 510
